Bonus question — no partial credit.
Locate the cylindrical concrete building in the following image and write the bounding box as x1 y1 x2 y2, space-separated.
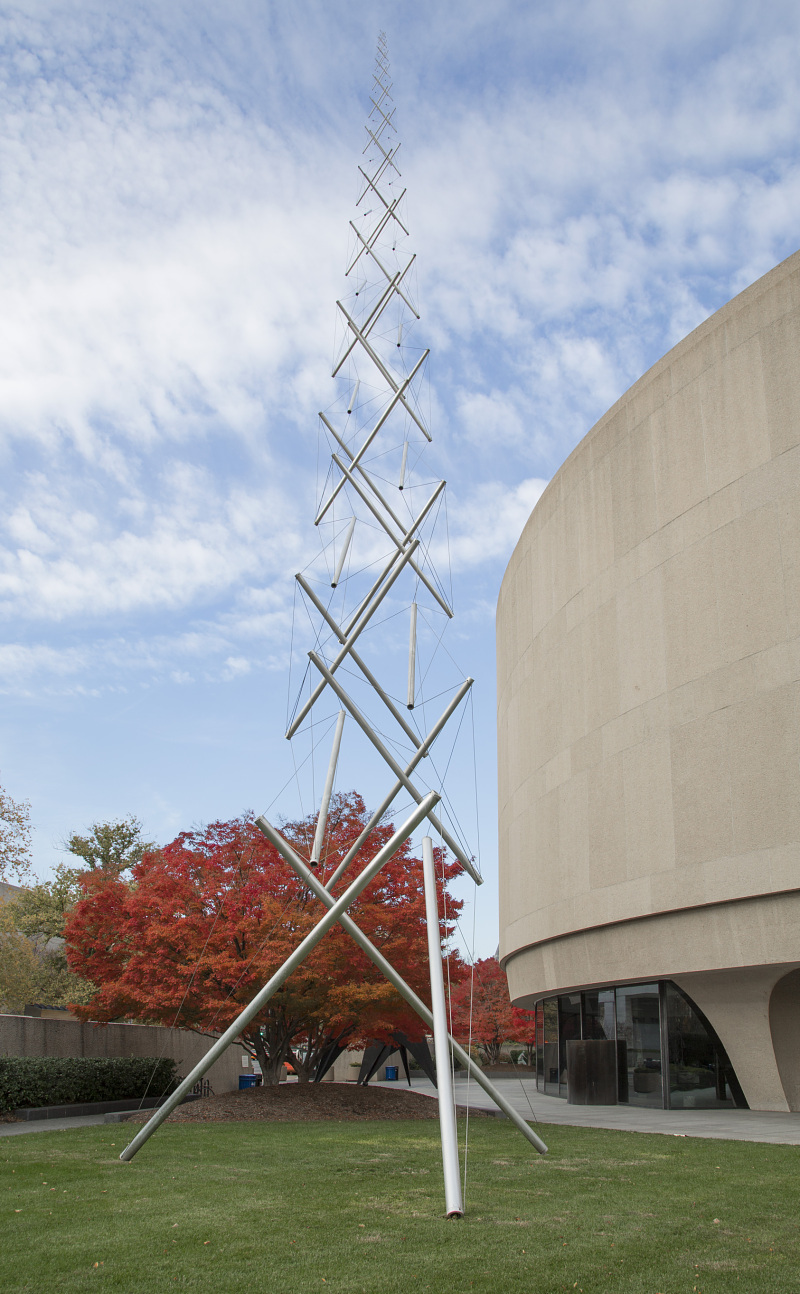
497 250 800 1112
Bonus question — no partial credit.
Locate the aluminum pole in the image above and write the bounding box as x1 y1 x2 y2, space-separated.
322 677 474 891
422 836 463 1216
331 258 417 379
329 454 451 616
255 815 547 1155
357 165 411 237
119 793 439 1163
308 651 482 884
316 349 428 523
286 539 420 739
311 710 346 864
407 602 417 710
399 441 409 490
331 517 356 588
295 572 420 747
336 300 428 438
347 380 360 416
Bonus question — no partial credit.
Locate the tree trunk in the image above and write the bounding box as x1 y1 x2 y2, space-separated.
482 1039 503 1066
288 1047 314 1084
289 1025 352 1083
246 1028 290 1087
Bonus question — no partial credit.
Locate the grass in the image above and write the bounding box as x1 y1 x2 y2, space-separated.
1 1118 798 1293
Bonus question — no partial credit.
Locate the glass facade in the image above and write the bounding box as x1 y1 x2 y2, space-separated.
532 980 747 1109
664 982 746 1109
616 983 662 1108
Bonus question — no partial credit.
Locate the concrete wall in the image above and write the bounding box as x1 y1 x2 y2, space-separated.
497 248 800 1111
0 1014 246 1095
769 969 800 1111
329 1049 363 1082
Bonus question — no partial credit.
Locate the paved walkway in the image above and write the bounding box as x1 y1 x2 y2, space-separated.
376 1075 800 1146
4 1078 800 1145
0 1113 113 1138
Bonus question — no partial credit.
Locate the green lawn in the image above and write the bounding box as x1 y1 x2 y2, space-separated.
1 1118 798 1292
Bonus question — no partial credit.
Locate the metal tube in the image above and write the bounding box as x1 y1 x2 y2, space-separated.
333 256 417 378
346 199 403 278
357 164 410 237
322 677 474 891
308 651 482 885
347 380 360 416
328 433 408 534
335 484 445 637
366 107 392 146
321 393 432 536
401 479 446 545
119 793 440 1163
399 441 409 490
342 548 402 637
336 301 429 438
345 224 417 317
370 112 392 144
311 710 346 864
295 572 420 747
368 77 392 110
331 517 356 587
368 99 397 137
285 540 419 739
365 129 401 175
254 816 546 1155
330 455 451 617
316 345 428 523
422 836 464 1216
407 602 417 710
366 145 401 194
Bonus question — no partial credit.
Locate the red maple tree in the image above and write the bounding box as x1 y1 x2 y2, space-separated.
449 957 535 1066
65 792 464 1084
509 1005 538 1067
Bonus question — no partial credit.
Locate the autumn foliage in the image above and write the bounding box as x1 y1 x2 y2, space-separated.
65 793 464 1084
449 956 536 1065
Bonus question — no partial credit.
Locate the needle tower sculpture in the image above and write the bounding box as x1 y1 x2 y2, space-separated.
120 34 547 1213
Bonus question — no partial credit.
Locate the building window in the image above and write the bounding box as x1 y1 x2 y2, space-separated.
557 993 581 1098
582 988 616 1041
533 980 747 1109
665 982 746 1109
541 998 558 1095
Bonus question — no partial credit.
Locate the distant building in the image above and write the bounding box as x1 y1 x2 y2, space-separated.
497 250 800 1112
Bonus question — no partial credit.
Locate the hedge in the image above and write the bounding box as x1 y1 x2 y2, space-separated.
0 1056 179 1113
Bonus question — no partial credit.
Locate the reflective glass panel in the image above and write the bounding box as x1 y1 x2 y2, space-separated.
615 983 662 1106
542 998 559 1095
558 994 582 1097
665 983 742 1109
582 989 616 1040
535 1003 544 1089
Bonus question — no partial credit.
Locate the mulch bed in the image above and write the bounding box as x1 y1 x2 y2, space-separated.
124 1082 493 1125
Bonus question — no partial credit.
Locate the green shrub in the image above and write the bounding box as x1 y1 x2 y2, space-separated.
0 1055 179 1112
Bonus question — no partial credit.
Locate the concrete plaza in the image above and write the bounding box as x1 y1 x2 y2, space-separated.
379 1075 800 1146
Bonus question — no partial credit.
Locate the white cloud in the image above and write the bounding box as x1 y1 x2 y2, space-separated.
0 462 307 621
1 0 799 706
222 655 251 680
440 478 549 571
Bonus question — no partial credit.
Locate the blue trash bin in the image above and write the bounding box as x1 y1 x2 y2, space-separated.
239 1074 258 1090
385 1065 398 1081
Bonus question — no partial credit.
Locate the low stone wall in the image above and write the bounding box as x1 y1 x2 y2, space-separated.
0 1014 246 1095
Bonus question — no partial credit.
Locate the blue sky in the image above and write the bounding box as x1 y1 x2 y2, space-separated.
2 0 800 957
